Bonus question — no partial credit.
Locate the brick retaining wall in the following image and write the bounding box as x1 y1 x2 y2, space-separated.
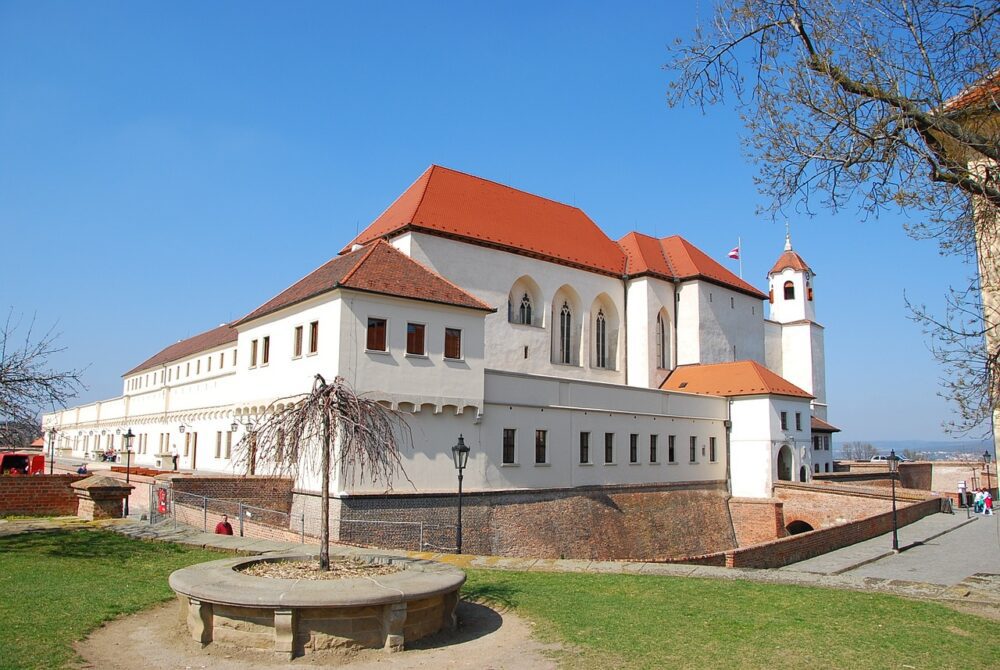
729 498 786 546
170 476 294 512
0 474 83 516
292 481 738 560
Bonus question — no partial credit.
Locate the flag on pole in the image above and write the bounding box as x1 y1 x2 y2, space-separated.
727 246 740 260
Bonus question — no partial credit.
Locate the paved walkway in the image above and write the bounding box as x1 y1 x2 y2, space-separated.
4 512 997 611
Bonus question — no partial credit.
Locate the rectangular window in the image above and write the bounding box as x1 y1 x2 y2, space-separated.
232 349 237 366
196 359 201 374
367 318 387 351
668 435 676 463
167 368 172 382
225 431 232 459
824 436 830 451
250 339 258 367
262 336 270 365
219 352 224 368
186 362 190 377
689 436 697 463
813 436 821 451
604 433 614 464
579 432 590 464
153 372 157 384
184 432 190 457
780 411 788 430
309 321 319 354
710 437 717 462
629 434 639 463
215 431 222 458
650 435 658 463
406 323 425 355
294 326 303 358
444 328 462 359
207 356 211 372
795 412 802 431
535 430 547 464
502 429 516 464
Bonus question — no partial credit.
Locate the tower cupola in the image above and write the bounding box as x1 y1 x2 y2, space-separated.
767 230 816 323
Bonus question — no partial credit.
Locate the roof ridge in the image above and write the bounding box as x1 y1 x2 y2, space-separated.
366 166 433 233
339 239 386 286
657 235 680 279
409 165 437 224
429 164 588 213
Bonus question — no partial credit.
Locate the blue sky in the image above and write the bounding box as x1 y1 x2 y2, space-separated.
0 2 977 442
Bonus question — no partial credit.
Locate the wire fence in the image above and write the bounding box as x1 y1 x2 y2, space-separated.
150 484 459 552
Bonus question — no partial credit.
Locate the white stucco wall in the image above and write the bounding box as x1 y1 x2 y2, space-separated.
694 280 766 365
729 395 812 498
768 267 816 323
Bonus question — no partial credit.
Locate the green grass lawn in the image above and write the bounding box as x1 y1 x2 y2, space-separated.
0 529 996 670
0 528 222 670
463 570 1000 670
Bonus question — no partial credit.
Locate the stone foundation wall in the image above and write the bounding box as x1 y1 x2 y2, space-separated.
775 482 932 530
0 474 83 516
292 481 737 560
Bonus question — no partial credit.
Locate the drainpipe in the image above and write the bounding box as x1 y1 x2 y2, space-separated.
725 401 733 495
672 279 680 368
622 275 628 385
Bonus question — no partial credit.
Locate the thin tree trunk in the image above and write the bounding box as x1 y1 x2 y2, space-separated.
320 404 331 571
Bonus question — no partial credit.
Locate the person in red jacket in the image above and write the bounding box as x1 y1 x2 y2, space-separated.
215 514 234 535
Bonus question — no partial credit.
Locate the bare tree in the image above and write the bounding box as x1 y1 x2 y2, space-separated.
842 441 879 460
0 310 85 447
667 0 999 435
901 448 925 460
236 374 411 570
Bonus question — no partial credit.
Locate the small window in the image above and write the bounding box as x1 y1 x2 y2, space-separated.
219 352 224 368
784 281 795 300
502 429 516 464
309 321 319 354
186 362 190 377
730 296 734 309
650 435 658 463
444 328 462 359
795 412 802 431
535 430 547 464
668 435 676 463
815 463 820 474
196 359 201 375
262 336 270 365
215 431 222 458
689 436 697 463
629 434 638 463
406 323 426 355
367 318 387 351
167 368 172 382
153 372 157 384
579 432 590 464
225 431 232 459
780 411 788 430
519 293 533 325
813 436 821 451
294 326 303 358
250 339 258 367
604 433 614 464
232 349 237 366
207 356 212 372
710 437 717 462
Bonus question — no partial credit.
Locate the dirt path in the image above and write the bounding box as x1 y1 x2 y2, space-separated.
75 600 561 670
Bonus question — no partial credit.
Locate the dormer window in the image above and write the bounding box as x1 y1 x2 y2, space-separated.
519 293 533 325
783 281 795 300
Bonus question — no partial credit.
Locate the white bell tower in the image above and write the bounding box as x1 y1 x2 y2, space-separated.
768 230 816 324
763 229 828 421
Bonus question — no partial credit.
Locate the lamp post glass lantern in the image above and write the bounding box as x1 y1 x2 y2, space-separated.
451 435 470 554
888 449 900 552
122 429 135 517
48 428 57 475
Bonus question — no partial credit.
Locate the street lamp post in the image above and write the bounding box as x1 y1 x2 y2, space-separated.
48 428 57 475
888 449 900 552
985 451 993 495
451 435 470 554
122 429 135 517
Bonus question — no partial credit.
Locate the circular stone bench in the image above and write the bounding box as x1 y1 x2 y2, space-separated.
169 554 466 659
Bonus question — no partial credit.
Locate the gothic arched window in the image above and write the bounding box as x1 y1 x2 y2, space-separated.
783 281 795 300
519 293 533 325
595 309 607 368
559 302 572 364
656 313 667 369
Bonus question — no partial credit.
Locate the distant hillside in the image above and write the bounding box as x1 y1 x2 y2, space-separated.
834 438 993 461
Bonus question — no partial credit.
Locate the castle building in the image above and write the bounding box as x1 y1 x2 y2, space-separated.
43 166 838 551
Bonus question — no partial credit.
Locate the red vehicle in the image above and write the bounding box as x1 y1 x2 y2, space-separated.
0 452 45 475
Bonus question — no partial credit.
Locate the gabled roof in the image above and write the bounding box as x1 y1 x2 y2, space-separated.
769 249 812 275
124 324 237 377
235 240 493 326
660 361 814 399
811 416 841 433
343 165 628 276
619 231 767 299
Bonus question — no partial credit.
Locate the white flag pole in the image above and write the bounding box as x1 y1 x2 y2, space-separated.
738 236 743 279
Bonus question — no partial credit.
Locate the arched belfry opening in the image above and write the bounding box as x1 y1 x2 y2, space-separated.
777 445 793 481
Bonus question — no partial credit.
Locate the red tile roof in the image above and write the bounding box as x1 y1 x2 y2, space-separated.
944 69 1000 112
619 232 767 299
811 416 840 433
236 239 493 326
124 324 237 377
769 249 812 275
660 361 814 399
343 165 628 275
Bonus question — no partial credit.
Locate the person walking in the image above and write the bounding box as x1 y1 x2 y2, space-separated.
171 447 179 471
214 514 234 535
974 488 984 514
985 490 994 516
